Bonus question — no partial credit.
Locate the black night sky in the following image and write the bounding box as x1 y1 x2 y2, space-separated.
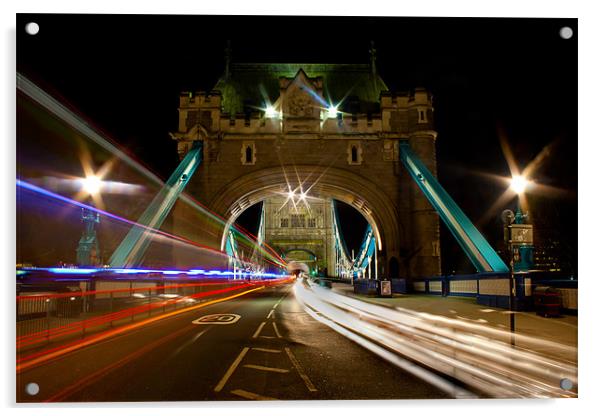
17 14 577 274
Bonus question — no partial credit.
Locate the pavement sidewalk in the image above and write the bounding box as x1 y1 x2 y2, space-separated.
331 282 577 363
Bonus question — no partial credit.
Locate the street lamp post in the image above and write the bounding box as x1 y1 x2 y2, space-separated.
505 175 535 346
76 175 102 267
507 223 516 346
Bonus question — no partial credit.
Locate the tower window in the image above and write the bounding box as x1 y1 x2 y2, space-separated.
308 218 316 228
245 146 253 163
291 214 305 228
347 141 363 165
280 218 289 228
418 109 428 123
241 141 256 165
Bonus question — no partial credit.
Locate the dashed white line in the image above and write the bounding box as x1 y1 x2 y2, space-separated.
273 291 288 309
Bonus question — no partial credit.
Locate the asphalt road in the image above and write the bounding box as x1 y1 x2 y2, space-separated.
16 282 449 402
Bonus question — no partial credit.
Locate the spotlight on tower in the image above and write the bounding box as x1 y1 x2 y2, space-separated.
327 105 338 118
265 105 278 119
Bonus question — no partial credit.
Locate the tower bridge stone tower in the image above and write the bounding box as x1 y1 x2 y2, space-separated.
171 60 441 280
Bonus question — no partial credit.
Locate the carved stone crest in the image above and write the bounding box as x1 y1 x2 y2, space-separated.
288 88 313 117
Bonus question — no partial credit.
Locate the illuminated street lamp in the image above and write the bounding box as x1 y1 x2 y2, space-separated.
81 175 102 195
76 175 102 267
504 173 535 345
509 175 529 195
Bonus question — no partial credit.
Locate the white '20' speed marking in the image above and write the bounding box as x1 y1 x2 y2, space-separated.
192 314 241 325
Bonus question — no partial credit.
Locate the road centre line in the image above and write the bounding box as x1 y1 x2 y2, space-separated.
272 289 289 309
243 364 290 373
252 347 281 353
252 322 266 338
230 389 277 400
285 347 318 392
214 347 250 392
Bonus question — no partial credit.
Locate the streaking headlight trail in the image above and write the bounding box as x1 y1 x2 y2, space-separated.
293 279 577 398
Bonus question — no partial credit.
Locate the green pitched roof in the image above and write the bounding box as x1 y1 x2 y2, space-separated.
214 63 389 116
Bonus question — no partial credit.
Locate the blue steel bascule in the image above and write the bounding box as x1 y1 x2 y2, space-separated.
330 142 509 280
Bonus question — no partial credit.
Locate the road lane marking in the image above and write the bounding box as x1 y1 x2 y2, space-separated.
243 364 290 373
192 313 241 325
273 292 288 309
18 285 265 373
252 347 281 353
214 347 250 392
259 336 276 339
266 309 275 319
285 347 318 392
170 327 211 358
252 322 266 338
272 322 282 338
230 389 277 400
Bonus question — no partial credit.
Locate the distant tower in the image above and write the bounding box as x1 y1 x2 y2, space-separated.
76 208 100 266
408 88 441 277
263 196 334 276
369 40 377 76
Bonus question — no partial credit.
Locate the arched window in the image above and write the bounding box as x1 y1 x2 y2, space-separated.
245 146 253 163
241 142 256 165
351 146 358 163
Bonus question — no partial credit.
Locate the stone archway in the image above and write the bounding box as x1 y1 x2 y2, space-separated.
209 165 402 278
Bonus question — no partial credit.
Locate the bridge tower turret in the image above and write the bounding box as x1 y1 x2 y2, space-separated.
407 88 441 278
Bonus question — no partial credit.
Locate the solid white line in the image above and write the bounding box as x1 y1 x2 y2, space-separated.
285 347 318 392
272 321 282 338
214 347 250 392
252 321 266 338
243 364 290 373
230 389 277 400
267 309 275 319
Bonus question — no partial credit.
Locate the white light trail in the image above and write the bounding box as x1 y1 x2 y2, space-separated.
293 280 577 398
